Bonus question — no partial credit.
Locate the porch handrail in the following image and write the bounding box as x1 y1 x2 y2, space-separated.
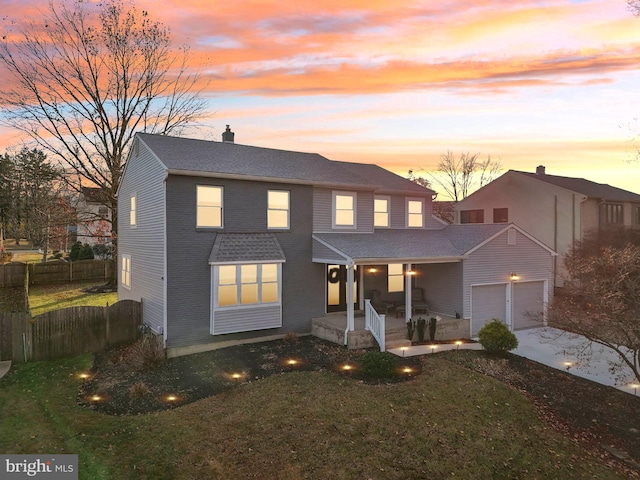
364 299 386 352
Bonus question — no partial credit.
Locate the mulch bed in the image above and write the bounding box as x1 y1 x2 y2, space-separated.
78 336 422 416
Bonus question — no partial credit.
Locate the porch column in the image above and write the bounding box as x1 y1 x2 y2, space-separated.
346 263 355 331
404 263 412 323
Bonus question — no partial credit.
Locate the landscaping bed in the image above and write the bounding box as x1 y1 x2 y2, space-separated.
78 335 422 415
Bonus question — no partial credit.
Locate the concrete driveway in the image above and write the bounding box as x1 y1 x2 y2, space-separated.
513 327 638 395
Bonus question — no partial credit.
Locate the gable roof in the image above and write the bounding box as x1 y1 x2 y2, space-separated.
136 133 431 194
312 224 529 263
513 170 640 202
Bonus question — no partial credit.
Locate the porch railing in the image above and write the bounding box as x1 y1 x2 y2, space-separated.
365 299 386 352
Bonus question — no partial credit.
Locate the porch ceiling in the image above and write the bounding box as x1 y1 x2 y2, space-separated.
312 230 466 264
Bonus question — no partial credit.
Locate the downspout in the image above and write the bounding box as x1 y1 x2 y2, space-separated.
553 195 558 287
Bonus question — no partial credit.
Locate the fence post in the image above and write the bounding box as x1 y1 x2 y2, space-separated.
69 261 72 282
105 302 110 346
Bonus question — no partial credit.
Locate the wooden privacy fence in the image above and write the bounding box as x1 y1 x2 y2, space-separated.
0 260 112 287
0 300 141 363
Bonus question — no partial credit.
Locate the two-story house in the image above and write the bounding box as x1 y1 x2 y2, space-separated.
76 187 112 246
454 166 640 287
117 130 556 356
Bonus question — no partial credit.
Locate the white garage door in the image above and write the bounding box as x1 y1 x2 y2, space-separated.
513 281 545 330
471 284 507 337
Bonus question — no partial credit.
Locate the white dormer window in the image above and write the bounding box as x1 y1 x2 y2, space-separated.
374 196 390 228
406 198 424 228
333 191 356 228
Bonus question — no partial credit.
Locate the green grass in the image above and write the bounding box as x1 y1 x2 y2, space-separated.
0 355 628 480
29 282 117 317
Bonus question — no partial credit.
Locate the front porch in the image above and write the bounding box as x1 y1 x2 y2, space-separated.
311 311 470 350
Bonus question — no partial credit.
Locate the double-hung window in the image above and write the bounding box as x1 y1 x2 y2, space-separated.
197 186 223 228
268 190 290 229
407 198 424 228
374 196 390 228
121 255 131 289
388 264 404 292
600 203 623 226
130 195 136 227
333 191 356 228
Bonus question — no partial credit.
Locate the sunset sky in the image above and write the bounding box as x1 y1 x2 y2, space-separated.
2 0 640 198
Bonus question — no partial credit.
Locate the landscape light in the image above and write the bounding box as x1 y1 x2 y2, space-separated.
90 395 101 402
231 373 242 379
342 364 352 371
430 345 437 354
403 367 412 374
400 347 408 357
287 359 298 366
166 395 177 402
78 373 90 379
455 341 462 350
631 383 639 396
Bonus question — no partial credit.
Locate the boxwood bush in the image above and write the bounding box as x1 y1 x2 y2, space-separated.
358 351 400 379
478 319 518 353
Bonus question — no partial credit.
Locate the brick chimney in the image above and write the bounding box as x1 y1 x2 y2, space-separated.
536 165 545 175
222 125 235 143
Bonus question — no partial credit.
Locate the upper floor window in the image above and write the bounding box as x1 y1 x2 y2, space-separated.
460 209 484 224
216 263 280 307
268 190 290 229
493 208 508 223
600 203 623 226
406 199 424 228
197 185 223 228
333 191 356 228
98 206 109 217
374 196 390 228
121 255 131 289
129 195 136 227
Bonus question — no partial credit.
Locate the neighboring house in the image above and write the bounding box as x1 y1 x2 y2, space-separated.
453 165 640 287
117 130 555 356
76 187 112 246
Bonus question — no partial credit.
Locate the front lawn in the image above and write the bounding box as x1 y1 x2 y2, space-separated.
28 281 118 317
0 338 634 479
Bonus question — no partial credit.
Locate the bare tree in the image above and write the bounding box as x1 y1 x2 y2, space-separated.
0 0 207 279
547 228 640 384
629 0 640 15
425 151 501 202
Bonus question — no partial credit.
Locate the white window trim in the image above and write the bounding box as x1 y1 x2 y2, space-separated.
332 191 357 229
406 197 424 228
374 195 391 228
267 190 290 230
121 254 131 290
212 262 283 310
130 193 137 228
197 185 224 229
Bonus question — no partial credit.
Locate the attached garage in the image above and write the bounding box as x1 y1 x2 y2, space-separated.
513 280 545 330
471 283 507 336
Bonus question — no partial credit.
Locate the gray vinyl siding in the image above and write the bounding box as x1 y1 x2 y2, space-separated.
166 175 325 348
312 187 374 233
389 195 406 229
462 229 554 319
213 305 282 335
117 141 166 335
418 262 463 316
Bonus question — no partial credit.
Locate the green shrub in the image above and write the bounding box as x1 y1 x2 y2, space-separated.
416 317 427 342
69 241 82 261
358 351 399 379
406 319 415 341
79 243 95 260
478 319 518 353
